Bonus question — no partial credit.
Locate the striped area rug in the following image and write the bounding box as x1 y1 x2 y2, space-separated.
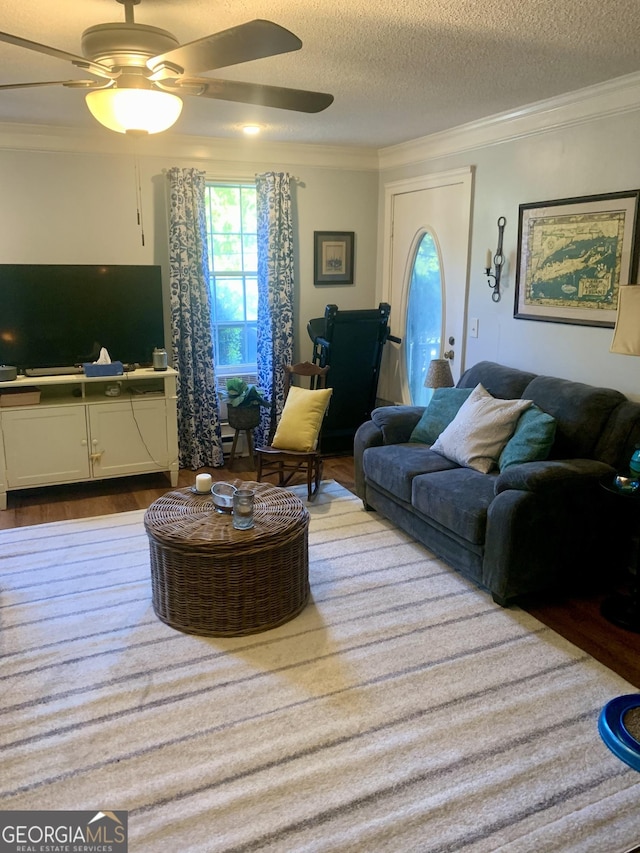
1 481 639 852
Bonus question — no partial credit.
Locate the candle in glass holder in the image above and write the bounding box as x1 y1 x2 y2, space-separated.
195 473 212 493
233 489 255 529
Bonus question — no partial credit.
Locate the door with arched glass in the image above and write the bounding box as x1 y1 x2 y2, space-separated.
379 167 473 405
405 231 442 406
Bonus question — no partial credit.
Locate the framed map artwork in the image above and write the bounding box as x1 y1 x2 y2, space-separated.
514 190 640 327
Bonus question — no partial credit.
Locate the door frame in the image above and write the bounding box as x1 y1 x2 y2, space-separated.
380 166 474 399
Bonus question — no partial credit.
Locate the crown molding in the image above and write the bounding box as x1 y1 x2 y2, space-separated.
378 71 640 171
0 122 379 171
3 71 640 174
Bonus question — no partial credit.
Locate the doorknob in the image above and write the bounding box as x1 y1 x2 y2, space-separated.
444 350 454 360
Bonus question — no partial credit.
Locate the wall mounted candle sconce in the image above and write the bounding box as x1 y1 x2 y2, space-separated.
485 216 506 302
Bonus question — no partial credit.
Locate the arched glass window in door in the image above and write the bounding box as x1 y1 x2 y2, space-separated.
405 231 443 406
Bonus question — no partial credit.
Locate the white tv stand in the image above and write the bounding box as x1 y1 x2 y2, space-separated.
0 368 179 510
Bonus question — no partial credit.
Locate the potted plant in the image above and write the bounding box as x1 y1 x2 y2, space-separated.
224 378 268 430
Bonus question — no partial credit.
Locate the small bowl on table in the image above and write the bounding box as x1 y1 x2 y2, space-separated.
211 482 237 513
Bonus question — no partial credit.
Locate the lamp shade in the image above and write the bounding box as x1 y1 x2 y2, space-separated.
85 88 183 135
424 358 454 389
610 285 640 356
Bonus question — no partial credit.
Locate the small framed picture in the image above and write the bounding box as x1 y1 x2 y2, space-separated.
314 231 355 285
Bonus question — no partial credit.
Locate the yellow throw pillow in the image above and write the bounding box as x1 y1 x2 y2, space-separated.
271 385 333 452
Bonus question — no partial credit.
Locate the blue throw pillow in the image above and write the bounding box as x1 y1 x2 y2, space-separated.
409 386 474 445
498 404 556 471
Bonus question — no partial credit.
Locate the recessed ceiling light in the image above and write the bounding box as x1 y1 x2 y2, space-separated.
242 124 261 136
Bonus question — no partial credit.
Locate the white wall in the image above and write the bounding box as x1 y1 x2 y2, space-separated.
4 81 640 403
0 149 152 264
377 100 640 401
293 166 379 361
0 132 379 366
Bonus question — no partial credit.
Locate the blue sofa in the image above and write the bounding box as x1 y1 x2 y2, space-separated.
354 361 640 605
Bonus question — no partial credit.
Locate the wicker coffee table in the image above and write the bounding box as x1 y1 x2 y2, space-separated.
144 480 310 637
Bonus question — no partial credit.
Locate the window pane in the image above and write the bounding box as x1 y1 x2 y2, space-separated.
405 232 443 406
246 323 257 363
243 234 257 271
209 186 241 232
241 189 257 232
217 325 245 365
215 277 245 322
246 276 258 321
213 234 243 272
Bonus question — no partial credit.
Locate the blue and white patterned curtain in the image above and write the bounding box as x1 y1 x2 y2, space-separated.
167 167 224 469
255 172 295 447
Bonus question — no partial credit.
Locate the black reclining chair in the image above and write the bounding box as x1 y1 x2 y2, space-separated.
307 302 394 453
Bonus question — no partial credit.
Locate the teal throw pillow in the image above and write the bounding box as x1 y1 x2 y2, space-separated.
498 404 556 471
409 386 474 445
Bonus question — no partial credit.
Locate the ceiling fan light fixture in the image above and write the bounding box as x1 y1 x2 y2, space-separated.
85 87 183 134
0 4 334 131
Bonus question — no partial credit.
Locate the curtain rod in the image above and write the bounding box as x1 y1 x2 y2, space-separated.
162 168 302 184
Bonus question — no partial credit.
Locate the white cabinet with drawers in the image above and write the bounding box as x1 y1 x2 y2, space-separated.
0 368 179 509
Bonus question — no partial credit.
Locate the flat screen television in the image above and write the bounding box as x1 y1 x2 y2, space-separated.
0 264 166 373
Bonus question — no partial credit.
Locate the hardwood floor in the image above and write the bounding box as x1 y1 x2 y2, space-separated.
2 454 638 687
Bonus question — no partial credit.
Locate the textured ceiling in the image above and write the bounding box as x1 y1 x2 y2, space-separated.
0 0 639 148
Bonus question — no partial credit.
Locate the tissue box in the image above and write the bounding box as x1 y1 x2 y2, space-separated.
83 361 124 377
0 387 41 407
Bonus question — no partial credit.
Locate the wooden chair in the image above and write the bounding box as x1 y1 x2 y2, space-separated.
256 361 330 501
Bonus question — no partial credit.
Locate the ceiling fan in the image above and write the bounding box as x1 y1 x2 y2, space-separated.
0 0 334 134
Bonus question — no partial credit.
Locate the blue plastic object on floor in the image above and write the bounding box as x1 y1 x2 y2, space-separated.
598 694 640 771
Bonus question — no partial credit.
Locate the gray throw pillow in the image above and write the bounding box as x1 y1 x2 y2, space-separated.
431 384 531 473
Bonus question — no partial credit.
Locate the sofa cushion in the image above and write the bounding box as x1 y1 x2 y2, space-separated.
363 443 459 503
409 387 474 445
498 405 557 471
522 375 625 459
431 384 531 473
412 468 498 545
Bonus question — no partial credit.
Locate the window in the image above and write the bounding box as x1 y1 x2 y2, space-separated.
204 182 257 379
405 231 443 407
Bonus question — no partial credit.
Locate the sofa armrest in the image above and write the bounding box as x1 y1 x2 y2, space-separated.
371 405 425 445
354 420 383 499
494 458 615 495
354 406 425 500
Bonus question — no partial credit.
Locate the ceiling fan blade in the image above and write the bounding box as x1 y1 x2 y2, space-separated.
0 80 72 91
168 76 333 113
148 19 302 76
0 30 116 79
0 79 110 91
